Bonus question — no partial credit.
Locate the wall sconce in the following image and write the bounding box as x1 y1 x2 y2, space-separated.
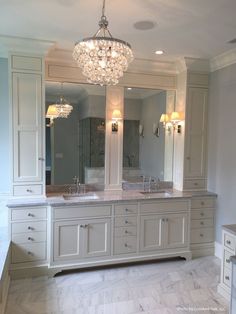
170 111 182 133
112 109 122 132
139 124 144 137
159 113 171 134
46 105 59 127
152 123 160 137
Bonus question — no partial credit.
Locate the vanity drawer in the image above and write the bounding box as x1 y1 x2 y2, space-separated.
53 205 111 219
191 209 214 220
224 232 235 251
183 179 206 190
114 226 137 237
191 218 214 229
114 236 137 255
11 242 46 263
12 221 47 234
13 185 43 196
114 216 137 227
11 207 47 221
12 232 46 244
191 228 214 244
223 266 232 288
140 200 189 214
114 204 138 216
191 198 215 209
224 249 233 269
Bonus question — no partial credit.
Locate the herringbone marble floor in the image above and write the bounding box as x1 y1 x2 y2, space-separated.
6 256 229 314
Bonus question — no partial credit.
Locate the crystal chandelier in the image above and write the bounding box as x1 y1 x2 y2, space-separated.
72 0 134 86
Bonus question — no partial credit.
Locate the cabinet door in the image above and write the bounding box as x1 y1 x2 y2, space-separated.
140 215 164 252
185 87 208 178
164 213 188 249
83 218 111 258
12 72 43 182
53 220 83 261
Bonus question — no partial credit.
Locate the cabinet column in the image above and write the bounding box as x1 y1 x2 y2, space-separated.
104 86 124 191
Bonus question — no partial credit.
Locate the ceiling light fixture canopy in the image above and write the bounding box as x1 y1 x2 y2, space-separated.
72 0 134 86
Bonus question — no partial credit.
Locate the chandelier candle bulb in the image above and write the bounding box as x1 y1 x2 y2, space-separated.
72 0 133 86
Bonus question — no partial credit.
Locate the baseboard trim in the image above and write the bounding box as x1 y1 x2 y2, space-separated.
10 266 49 280
214 241 222 259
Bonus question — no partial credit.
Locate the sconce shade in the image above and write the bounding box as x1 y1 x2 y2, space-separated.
46 105 59 119
160 114 169 123
112 109 122 120
170 111 180 123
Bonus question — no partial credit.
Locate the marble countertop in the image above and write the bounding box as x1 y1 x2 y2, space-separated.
7 189 217 208
222 224 236 236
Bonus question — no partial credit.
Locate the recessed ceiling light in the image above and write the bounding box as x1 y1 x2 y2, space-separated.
127 87 132 90
155 50 164 55
133 20 156 31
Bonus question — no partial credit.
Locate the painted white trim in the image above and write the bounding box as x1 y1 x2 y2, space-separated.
214 241 222 259
210 47 236 72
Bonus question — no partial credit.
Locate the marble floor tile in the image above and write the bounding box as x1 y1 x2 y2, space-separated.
5 256 229 314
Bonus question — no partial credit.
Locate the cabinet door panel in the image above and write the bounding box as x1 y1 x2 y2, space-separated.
165 213 188 249
185 88 207 178
53 221 82 261
13 72 43 182
140 215 164 252
83 218 111 258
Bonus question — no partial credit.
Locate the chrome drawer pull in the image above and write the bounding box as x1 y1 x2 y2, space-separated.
226 259 230 264
26 189 32 193
28 237 33 241
28 213 34 217
225 276 230 280
226 240 231 245
28 226 34 230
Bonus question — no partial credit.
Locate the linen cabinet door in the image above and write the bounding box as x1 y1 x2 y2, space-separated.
164 213 188 249
184 87 208 179
83 218 111 258
53 220 83 262
12 72 43 183
140 215 164 252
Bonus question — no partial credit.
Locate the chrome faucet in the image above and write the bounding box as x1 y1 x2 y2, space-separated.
148 176 161 192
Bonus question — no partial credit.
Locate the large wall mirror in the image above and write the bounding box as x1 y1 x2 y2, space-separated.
123 87 175 185
45 82 106 186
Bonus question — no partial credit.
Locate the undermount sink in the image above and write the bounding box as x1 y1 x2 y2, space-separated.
63 193 99 201
140 190 172 197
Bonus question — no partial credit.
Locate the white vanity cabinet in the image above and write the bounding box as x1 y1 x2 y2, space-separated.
10 54 45 196
183 74 208 190
51 204 112 264
140 200 189 253
9 205 48 265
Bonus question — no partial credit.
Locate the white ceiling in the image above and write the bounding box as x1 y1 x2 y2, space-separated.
1 0 236 61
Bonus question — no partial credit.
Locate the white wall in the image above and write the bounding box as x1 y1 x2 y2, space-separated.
208 63 236 243
0 58 10 195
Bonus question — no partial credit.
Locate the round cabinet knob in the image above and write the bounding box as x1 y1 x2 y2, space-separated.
125 230 128 234
194 182 198 186
84 224 88 228
28 226 33 230
125 220 129 224
186 157 190 160
225 276 230 280
226 259 230 264
227 240 231 245
27 251 33 256
124 243 128 247
28 213 34 217
200 212 204 217
162 218 166 222
28 237 33 241
38 157 45 161
201 201 205 206
125 208 128 212
200 221 204 226
80 225 84 228
166 218 169 222
26 189 32 193
200 234 204 237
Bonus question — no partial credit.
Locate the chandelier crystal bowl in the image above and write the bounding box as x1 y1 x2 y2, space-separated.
72 0 134 86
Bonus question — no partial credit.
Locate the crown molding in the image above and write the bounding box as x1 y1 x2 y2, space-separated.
175 57 210 74
46 47 178 75
210 47 236 72
0 35 56 57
